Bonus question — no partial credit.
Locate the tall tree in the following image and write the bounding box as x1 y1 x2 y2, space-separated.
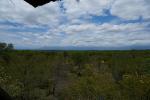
0 42 14 50
0 42 7 50
6 44 14 50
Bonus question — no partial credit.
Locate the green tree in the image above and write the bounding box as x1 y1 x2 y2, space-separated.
6 43 14 50
0 42 7 50
0 42 14 50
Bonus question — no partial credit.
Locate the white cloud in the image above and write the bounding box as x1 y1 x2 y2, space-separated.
58 23 150 47
110 0 150 20
56 23 147 35
0 0 150 49
0 0 61 26
63 0 113 19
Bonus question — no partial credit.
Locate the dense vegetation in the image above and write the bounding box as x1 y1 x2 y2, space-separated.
0 50 150 100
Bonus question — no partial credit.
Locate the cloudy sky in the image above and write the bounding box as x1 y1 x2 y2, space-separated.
0 0 150 49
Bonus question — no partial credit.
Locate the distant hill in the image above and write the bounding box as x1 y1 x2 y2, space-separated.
40 45 150 50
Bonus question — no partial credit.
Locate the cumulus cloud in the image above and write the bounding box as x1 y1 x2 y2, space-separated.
58 23 147 34
57 23 150 47
0 0 61 26
63 0 113 19
0 0 150 49
110 0 150 20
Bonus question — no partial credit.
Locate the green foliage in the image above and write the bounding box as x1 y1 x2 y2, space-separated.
0 50 150 100
120 74 150 100
0 43 7 50
0 42 14 51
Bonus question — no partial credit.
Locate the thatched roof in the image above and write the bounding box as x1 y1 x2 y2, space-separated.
24 0 58 7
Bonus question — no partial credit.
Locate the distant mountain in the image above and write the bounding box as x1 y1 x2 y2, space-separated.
39 45 150 50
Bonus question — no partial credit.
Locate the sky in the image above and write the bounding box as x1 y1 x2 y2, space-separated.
0 0 150 50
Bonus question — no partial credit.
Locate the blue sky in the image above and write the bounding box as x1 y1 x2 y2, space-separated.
0 0 150 49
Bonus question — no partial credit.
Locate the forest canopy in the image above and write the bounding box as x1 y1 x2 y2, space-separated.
0 50 150 100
